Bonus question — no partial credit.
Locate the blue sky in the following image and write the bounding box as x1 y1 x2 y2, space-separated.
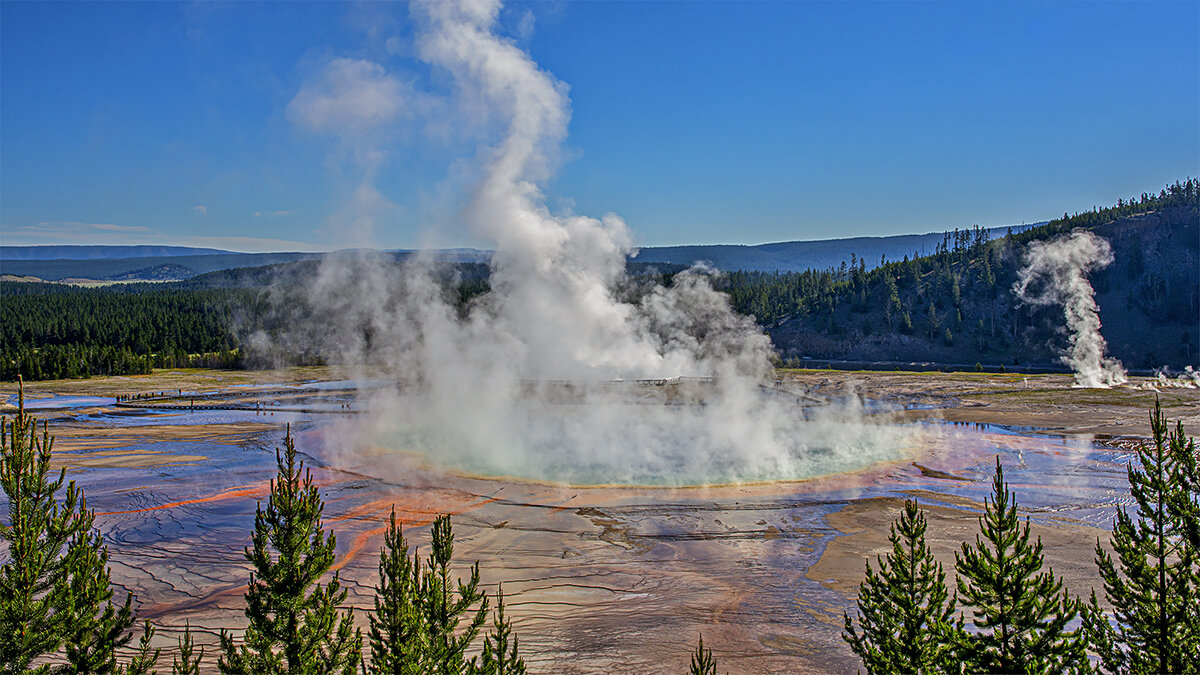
2 0 1197 252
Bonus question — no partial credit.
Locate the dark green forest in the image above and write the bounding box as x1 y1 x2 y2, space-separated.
0 286 260 380
2 180 1197 381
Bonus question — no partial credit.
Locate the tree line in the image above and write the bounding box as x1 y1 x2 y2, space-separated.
4 179 1196 380
718 178 1198 369
0 284 258 381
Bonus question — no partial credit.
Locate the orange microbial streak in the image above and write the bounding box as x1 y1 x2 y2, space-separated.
94 467 349 517
328 493 500 572
330 524 392 573
95 482 270 516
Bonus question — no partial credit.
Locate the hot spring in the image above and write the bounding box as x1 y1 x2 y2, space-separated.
361 378 922 486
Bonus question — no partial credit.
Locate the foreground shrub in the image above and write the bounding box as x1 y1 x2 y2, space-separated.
688 635 717 675
843 499 961 673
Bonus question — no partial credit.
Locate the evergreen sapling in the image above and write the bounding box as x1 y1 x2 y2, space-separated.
119 621 161 675
218 425 361 674
172 621 203 675
423 515 488 674
477 584 525 675
1089 400 1200 671
1 381 152 674
367 508 425 675
688 635 717 675
843 499 960 674
1 385 86 673
955 457 1087 673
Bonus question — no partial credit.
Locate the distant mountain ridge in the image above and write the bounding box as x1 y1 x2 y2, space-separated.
0 252 324 282
0 245 235 260
0 227 1039 281
631 224 1041 273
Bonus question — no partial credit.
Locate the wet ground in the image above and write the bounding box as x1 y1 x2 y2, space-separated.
2 368 1198 672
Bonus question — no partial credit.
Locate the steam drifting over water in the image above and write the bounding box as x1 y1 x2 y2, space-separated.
1013 230 1127 389
285 0 915 485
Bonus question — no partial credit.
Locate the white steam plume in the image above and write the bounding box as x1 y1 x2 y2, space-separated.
1142 366 1200 390
289 0 914 485
412 0 771 381
1013 230 1127 388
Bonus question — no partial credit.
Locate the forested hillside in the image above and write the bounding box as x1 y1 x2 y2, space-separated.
733 179 1198 371
0 285 261 379
2 180 1196 380
630 224 1039 273
0 248 494 282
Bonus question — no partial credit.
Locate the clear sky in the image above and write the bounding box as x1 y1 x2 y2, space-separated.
2 0 1197 252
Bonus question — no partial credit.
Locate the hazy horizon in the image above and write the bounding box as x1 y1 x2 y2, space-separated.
2 220 1046 257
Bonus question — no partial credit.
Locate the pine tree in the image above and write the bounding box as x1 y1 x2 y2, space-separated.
476 585 525 675
367 512 516 675
843 499 960 674
1 381 151 674
119 621 161 675
218 425 362 674
955 457 1087 673
1173 409 1200 664
1089 400 1200 672
59 513 139 672
172 621 203 675
1 384 84 673
688 634 717 675
423 515 488 674
367 508 426 675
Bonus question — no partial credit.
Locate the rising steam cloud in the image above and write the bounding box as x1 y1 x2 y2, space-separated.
413 0 774 381
1013 230 1127 388
284 0 914 485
